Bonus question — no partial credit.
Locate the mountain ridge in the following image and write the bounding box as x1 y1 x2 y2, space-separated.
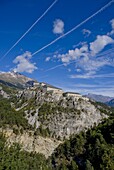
86 93 114 103
0 71 37 88
106 98 114 107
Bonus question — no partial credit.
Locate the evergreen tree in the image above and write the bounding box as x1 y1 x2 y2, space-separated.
85 160 94 170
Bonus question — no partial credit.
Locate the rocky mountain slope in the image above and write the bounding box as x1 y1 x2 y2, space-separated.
0 72 112 159
0 71 37 88
14 87 109 140
50 113 114 170
0 128 61 158
106 98 114 107
86 93 114 103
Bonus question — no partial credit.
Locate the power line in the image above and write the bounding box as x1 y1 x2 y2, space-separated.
32 0 114 57
0 0 58 62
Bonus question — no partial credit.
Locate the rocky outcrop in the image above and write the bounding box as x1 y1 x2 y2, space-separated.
16 88 109 140
0 86 10 98
0 128 61 158
40 99 108 139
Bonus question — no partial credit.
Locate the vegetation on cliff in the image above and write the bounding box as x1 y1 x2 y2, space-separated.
0 96 32 131
0 133 51 170
50 111 114 170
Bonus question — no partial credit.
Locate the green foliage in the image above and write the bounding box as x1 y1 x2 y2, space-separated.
38 103 82 123
90 101 111 115
0 133 51 170
71 160 79 170
0 83 18 95
50 111 114 170
39 103 52 117
34 125 50 137
85 160 94 170
0 98 31 130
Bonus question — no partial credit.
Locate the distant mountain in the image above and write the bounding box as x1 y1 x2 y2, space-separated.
86 93 114 103
106 99 114 107
0 71 37 88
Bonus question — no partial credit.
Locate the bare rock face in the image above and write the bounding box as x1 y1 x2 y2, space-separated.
0 87 10 98
0 128 61 158
40 99 108 139
16 88 109 140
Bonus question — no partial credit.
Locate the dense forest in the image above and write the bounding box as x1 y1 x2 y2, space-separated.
0 96 32 130
0 133 51 170
50 111 114 170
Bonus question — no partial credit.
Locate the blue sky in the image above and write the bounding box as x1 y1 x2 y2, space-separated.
0 0 114 96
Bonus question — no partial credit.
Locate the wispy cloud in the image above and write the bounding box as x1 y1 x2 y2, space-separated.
53 34 114 72
73 41 87 48
13 51 37 73
82 29 91 37
61 82 114 97
70 73 114 79
32 0 114 57
45 57 51 62
0 0 58 62
70 83 114 88
53 19 64 34
51 19 114 75
107 18 114 35
111 19 114 29
57 35 114 64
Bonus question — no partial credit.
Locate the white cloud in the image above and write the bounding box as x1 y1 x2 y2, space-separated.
90 35 114 55
53 35 114 77
73 41 87 48
68 68 71 72
71 83 114 88
13 51 37 73
57 44 88 63
55 35 114 66
77 54 114 72
76 68 81 72
49 19 114 80
45 57 51 62
54 35 114 73
110 19 114 29
70 72 114 79
53 19 64 34
108 19 114 35
82 29 91 37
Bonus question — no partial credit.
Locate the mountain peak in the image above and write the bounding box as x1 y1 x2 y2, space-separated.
86 93 114 103
0 71 37 88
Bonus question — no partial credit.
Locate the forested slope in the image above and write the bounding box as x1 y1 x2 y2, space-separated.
50 111 114 170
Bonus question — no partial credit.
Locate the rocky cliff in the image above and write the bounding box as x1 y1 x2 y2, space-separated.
14 87 109 140
0 75 111 158
0 128 61 158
